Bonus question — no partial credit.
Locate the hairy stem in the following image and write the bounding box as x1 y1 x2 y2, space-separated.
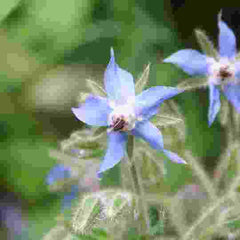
127 135 149 234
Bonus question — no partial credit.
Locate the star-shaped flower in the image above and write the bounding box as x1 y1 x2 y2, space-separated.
164 14 240 126
72 48 186 174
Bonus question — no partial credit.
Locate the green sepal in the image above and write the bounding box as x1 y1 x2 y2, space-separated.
86 79 107 97
176 77 208 91
135 63 150 94
194 29 218 60
151 114 184 128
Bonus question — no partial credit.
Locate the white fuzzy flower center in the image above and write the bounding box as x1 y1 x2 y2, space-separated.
108 97 138 132
207 57 235 85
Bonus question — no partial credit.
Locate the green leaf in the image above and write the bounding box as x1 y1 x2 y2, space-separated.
149 220 164 235
228 220 240 229
194 29 218 59
27 196 63 240
0 137 57 199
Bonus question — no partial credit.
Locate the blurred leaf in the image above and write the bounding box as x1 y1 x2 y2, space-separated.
26 194 63 240
228 220 240 229
0 136 57 199
149 220 164 235
84 20 122 43
0 30 39 80
5 0 95 64
75 228 108 240
0 0 21 23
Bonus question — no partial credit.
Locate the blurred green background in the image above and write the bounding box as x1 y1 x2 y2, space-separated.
0 1 239 239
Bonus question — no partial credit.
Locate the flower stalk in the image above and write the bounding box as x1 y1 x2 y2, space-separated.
127 135 150 234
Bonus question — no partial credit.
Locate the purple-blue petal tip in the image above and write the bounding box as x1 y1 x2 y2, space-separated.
163 149 187 164
97 171 103 179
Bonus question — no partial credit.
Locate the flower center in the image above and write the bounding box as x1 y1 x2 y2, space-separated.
110 115 129 131
217 65 234 80
108 100 137 132
207 57 235 85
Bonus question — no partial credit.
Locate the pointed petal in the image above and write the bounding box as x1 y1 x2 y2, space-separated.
98 132 128 174
208 84 221 126
71 95 111 126
163 149 186 164
135 86 183 119
46 164 71 185
223 83 240 113
131 121 164 150
164 49 208 75
218 20 236 59
104 48 135 104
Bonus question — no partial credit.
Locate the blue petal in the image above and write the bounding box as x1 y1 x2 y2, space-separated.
61 185 79 211
104 48 135 104
71 95 111 126
208 84 221 126
164 49 208 75
223 83 240 113
131 121 164 150
98 132 128 174
218 20 236 59
135 86 183 119
163 149 186 164
46 164 71 185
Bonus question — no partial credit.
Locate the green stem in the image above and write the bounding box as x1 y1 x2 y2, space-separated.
127 135 149 235
228 103 237 143
127 135 140 194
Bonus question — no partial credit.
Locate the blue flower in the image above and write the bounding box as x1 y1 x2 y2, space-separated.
164 16 240 126
46 164 71 185
46 164 79 211
72 48 185 174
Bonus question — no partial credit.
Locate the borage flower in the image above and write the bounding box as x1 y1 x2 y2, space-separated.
46 164 71 185
72 48 186 175
46 164 79 211
164 14 240 126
